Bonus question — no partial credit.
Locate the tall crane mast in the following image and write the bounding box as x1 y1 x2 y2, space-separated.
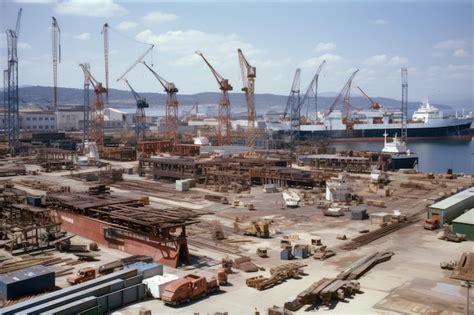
143 61 179 147
401 67 408 143
328 69 359 129
51 17 61 112
237 49 257 150
357 86 381 109
282 68 301 155
301 60 326 119
195 51 233 145
79 63 91 148
5 8 22 155
121 78 148 142
79 64 106 150
102 23 109 105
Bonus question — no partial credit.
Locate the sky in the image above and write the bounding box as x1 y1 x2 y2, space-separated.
0 0 472 104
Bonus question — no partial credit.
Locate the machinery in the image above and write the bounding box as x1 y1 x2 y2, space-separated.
67 267 96 285
79 64 106 150
234 220 270 238
121 78 149 142
237 48 257 150
327 69 359 129
423 218 440 230
142 61 179 147
161 274 219 306
300 60 326 121
196 51 233 145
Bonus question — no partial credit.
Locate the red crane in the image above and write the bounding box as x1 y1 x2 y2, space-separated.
327 69 359 129
357 86 381 109
79 64 106 150
196 51 233 145
142 61 179 147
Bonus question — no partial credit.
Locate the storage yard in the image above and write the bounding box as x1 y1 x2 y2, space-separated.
0 152 472 314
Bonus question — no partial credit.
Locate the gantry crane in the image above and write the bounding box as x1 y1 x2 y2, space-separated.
102 23 109 105
357 86 381 109
79 64 106 150
142 61 179 147
401 67 408 143
237 48 257 150
327 69 359 129
5 8 22 155
121 78 148 142
51 17 61 112
282 68 301 155
196 51 233 145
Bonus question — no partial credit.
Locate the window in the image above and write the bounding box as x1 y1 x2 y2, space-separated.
39 117 43 121
45 125 49 129
51 117 55 121
33 117 37 121
32 125 37 129
45 117 49 121
26 117 31 121
39 125 43 129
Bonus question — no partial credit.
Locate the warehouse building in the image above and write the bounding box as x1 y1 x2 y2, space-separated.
427 188 474 224
452 208 474 240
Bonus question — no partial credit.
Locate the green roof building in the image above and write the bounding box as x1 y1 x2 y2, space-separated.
452 208 474 240
427 188 474 224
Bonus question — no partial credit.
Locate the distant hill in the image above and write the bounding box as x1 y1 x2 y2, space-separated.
1 85 456 116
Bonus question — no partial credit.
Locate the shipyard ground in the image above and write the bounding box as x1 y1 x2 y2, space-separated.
1 162 472 314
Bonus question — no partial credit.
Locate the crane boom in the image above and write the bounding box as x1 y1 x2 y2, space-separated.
15 8 22 37
116 45 154 82
142 61 178 93
300 60 326 118
327 69 359 129
283 68 301 119
195 51 226 89
237 48 257 150
357 86 381 109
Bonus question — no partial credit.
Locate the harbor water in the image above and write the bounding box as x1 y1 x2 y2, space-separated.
330 140 474 174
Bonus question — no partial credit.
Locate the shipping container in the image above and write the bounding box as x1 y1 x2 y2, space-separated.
0 265 54 300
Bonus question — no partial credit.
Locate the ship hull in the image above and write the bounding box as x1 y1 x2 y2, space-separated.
279 122 473 142
390 155 419 170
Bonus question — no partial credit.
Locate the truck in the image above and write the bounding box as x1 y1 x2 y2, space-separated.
161 274 219 306
67 267 96 285
423 218 440 230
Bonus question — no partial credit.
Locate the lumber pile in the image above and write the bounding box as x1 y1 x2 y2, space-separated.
284 251 393 311
246 262 307 291
0 255 68 274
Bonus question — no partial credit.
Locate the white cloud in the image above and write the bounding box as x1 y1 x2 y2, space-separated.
363 54 387 66
301 53 342 68
117 21 138 30
453 48 470 57
135 29 262 67
54 0 127 17
14 0 54 3
142 11 178 24
433 39 466 51
428 64 473 80
369 18 387 25
0 34 31 50
314 42 336 53
387 56 408 66
74 32 90 40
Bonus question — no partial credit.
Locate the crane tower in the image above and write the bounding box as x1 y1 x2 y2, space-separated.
237 49 257 149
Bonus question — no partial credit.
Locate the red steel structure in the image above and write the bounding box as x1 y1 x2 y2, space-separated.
196 51 233 145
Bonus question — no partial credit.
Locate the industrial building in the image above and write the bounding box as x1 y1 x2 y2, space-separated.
427 188 474 223
452 208 474 240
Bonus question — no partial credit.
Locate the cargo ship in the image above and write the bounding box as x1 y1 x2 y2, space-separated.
266 100 472 142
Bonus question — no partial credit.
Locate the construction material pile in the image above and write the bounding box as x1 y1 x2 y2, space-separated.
284 251 394 311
